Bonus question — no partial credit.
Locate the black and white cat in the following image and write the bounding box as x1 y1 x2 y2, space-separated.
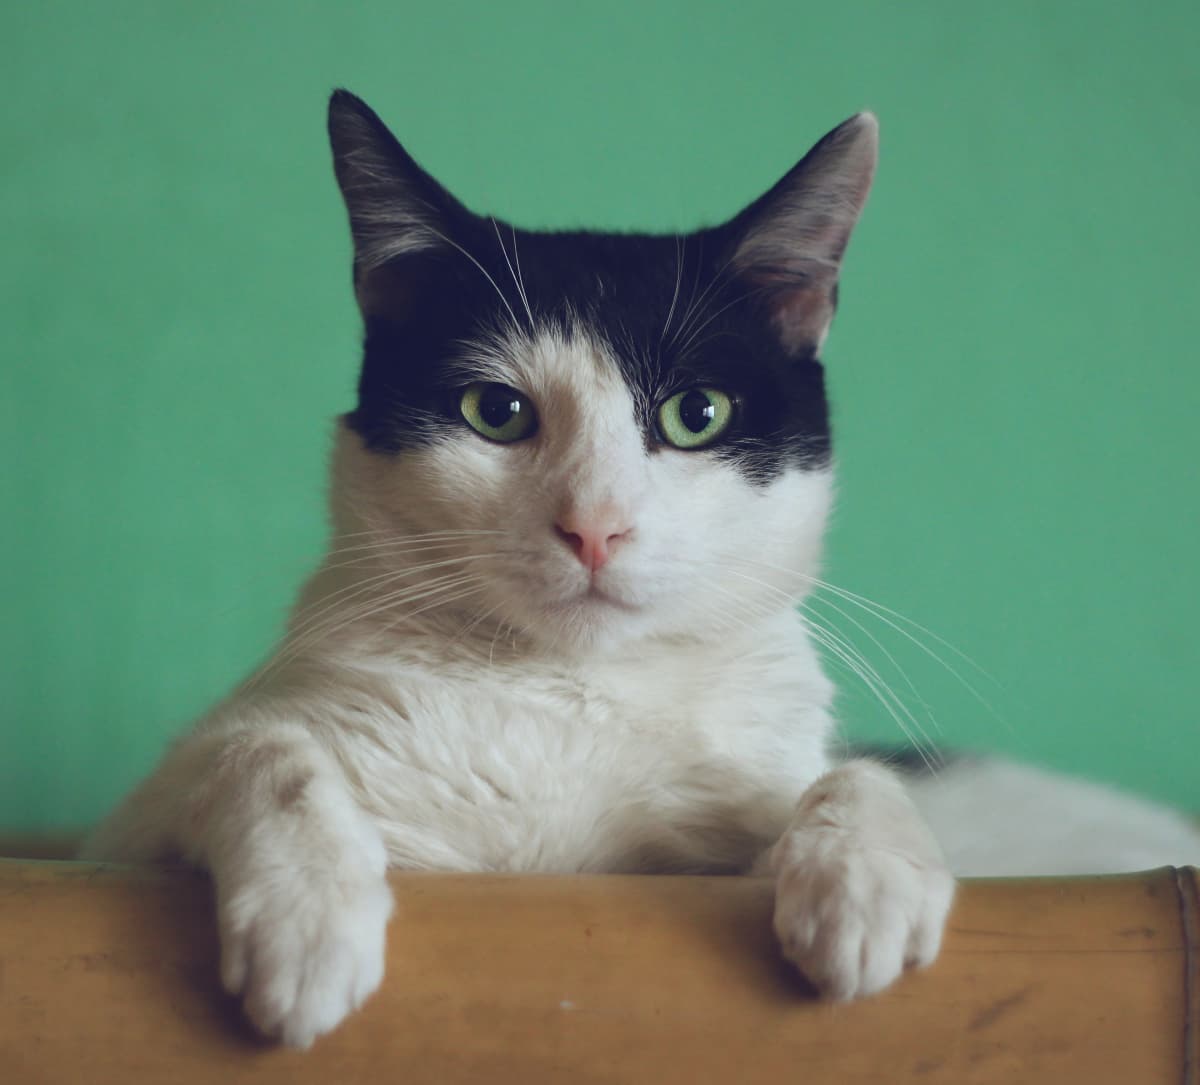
84 91 1198 1048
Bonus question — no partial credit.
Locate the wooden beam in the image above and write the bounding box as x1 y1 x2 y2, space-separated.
1 861 1196 1083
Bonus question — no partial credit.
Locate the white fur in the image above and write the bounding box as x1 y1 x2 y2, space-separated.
85 97 1199 1046
83 327 948 1045
84 324 1200 1045
768 761 955 1000
909 758 1200 876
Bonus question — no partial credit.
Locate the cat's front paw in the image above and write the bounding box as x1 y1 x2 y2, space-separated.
770 764 955 1000
217 864 394 1048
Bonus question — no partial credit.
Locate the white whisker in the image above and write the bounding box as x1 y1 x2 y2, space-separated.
659 234 685 346
807 593 939 733
491 217 534 328
423 224 520 330
802 613 942 774
451 598 505 648
673 282 770 359
248 560 498 691
724 555 1003 726
668 250 739 353
691 558 948 765
376 581 491 639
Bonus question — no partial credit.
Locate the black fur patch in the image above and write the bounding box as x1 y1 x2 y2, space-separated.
331 91 853 483
348 223 832 483
839 742 961 775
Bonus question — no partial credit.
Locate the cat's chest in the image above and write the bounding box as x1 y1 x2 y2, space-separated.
338 629 833 874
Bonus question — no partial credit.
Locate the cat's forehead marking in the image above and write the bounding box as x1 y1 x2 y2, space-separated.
467 322 638 428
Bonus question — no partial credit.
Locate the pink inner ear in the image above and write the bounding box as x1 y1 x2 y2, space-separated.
355 259 425 321
769 283 836 355
739 259 838 355
726 114 878 357
731 214 855 355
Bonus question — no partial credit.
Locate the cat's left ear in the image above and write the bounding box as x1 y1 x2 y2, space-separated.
730 112 878 354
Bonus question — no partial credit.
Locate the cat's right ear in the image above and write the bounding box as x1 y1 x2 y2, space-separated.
328 90 462 314
728 113 878 355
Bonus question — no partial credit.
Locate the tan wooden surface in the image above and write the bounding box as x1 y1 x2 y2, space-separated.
0 861 1196 1084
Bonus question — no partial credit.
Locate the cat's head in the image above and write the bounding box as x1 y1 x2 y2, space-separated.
325 90 875 655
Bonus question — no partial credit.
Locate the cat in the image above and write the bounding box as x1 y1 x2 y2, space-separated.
84 89 1197 1050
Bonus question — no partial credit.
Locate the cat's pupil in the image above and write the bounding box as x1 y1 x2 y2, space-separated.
679 390 716 434
480 388 521 429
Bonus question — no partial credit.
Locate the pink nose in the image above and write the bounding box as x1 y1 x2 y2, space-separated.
554 509 632 573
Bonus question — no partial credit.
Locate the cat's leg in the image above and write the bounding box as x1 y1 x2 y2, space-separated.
82 721 393 1048
760 759 955 1000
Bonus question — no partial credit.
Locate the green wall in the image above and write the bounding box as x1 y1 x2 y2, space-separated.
3 1 1197 831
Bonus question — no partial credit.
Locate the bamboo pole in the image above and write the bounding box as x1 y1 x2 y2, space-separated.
1 861 1196 1084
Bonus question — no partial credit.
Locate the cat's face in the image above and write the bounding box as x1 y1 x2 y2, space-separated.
326 92 876 654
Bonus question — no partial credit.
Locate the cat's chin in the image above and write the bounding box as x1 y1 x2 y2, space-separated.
516 589 653 655
570 584 643 615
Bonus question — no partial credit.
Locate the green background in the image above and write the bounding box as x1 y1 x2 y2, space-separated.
3 1 1196 832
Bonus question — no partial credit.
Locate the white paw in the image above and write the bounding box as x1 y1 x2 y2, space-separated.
770 764 955 1001
217 864 394 1048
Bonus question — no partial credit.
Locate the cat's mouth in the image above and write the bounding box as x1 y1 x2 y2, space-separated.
586 584 639 610
554 581 641 614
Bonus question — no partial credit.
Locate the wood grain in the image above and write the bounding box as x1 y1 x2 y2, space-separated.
1 861 1196 1084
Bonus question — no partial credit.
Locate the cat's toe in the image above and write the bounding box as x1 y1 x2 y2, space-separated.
218 869 393 1047
773 831 954 1000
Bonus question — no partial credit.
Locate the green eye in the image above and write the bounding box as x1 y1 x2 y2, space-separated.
459 383 538 443
657 387 735 449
